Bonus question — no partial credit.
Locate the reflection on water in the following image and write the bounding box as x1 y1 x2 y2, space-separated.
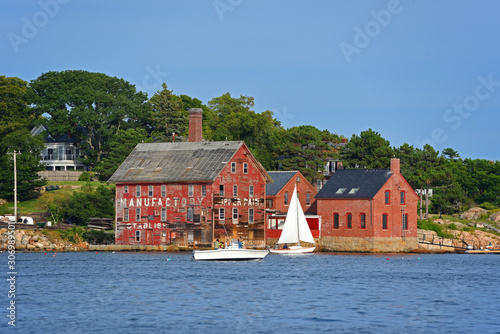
1 252 499 333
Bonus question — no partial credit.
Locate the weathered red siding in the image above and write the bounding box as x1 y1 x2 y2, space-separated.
114 145 269 247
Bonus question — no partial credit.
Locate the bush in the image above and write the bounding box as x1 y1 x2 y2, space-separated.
418 220 454 239
479 202 498 211
448 223 457 230
78 171 96 182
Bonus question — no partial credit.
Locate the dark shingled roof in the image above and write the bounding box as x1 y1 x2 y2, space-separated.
108 141 248 183
315 169 392 199
266 171 297 196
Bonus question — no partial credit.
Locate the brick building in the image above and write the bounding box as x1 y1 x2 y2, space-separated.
315 159 418 252
265 171 321 243
108 108 272 247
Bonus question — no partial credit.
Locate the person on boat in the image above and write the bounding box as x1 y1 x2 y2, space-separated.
214 239 220 249
238 238 245 249
283 243 289 249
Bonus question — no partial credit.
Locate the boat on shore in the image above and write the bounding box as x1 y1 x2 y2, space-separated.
193 239 269 261
269 185 316 255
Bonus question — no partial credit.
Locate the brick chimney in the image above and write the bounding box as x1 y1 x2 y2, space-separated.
390 158 400 174
188 108 203 142
341 137 348 144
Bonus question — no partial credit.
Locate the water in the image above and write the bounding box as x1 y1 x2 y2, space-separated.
1 252 499 333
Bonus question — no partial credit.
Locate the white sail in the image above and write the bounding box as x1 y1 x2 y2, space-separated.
277 185 315 245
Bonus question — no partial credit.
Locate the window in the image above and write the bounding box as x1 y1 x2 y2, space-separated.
382 214 388 229
202 184 206 197
403 214 408 230
243 162 248 174
249 185 254 197
267 199 273 208
124 208 129 222
232 208 238 223
400 191 406 205
385 191 390 204
284 192 289 205
124 185 128 194
306 192 311 205
136 185 141 197
136 208 141 221
231 162 236 173
360 213 366 229
189 184 194 197
334 213 339 229
296 177 300 183
161 231 167 243
135 230 141 242
219 208 225 220
347 213 352 229
249 208 254 224
161 208 166 222
219 185 224 196
148 185 153 197
348 188 359 195
161 185 166 197
187 207 194 222
233 185 238 197
336 188 347 195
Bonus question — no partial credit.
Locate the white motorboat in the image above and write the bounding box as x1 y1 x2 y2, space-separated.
193 239 269 261
269 185 316 255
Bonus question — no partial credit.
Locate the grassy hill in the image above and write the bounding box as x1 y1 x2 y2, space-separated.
0 181 114 216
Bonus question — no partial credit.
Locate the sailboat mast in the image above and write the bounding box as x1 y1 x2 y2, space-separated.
296 186 300 246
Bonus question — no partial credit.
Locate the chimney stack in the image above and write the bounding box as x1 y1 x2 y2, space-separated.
390 158 400 174
188 108 203 142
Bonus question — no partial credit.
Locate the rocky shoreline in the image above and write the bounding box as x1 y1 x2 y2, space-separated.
0 228 89 252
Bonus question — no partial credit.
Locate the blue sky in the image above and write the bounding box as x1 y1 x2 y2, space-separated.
2 0 499 161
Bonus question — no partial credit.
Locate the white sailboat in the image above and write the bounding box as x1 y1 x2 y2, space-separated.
269 185 316 254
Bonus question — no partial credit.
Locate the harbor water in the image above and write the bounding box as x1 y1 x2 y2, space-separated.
1 252 499 333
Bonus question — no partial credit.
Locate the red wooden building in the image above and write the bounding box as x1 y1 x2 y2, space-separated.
315 159 419 252
265 171 321 243
108 108 272 247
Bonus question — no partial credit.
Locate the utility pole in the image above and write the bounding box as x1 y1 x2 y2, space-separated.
7 151 20 223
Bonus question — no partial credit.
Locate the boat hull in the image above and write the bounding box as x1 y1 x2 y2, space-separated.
193 249 269 261
269 246 316 255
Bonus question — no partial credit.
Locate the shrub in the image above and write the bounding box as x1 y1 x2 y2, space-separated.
448 223 457 230
418 220 454 239
78 171 96 182
479 202 498 211
82 230 114 245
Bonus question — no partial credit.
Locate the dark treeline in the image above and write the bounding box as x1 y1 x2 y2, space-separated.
1 70 499 217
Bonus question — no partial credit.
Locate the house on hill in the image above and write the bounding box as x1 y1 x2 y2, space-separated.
32 124 88 181
315 158 418 252
266 171 321 242
108 108 272 247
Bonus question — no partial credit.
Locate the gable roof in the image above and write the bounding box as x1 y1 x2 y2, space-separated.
315 169 392 199
108 141 270 184
266 171 298 196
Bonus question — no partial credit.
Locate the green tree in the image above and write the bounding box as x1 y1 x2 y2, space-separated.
0 75 40 138
275 126 341 182
150 83 187 140
342 129 394 169
28 70 152 170
65 185 115 225
37 192 70 225
94 128 151 181
0 129 47 201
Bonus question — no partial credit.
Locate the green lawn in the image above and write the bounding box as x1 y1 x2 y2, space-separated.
0 181 114 216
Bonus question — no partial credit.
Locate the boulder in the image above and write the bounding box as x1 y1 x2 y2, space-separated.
21 235 30 246
34 242 45 249
26 244 36 250
32 235 39 242
490 212 500 223
460 207 488 220
15 232 24 242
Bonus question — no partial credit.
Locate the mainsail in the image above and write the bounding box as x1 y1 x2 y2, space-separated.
277 185 315 244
